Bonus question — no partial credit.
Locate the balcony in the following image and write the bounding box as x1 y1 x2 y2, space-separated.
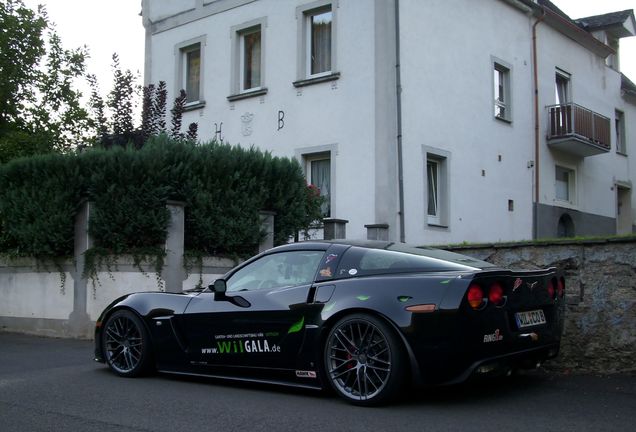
547 103 611 157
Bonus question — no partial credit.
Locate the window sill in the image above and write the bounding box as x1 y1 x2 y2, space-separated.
554 200 577 210
227 88 268 102
184 101 206 112
427 222 449 229
495 115 512 124
293 72 340 88
617 151 628 157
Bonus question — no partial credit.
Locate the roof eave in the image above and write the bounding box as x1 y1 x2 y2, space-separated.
539 7 615 58
577 10 636 38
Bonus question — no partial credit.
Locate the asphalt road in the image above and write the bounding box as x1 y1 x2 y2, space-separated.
1 332 634 432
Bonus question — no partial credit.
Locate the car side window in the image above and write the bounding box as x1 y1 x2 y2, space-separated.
336 246 462 277
226 251 325 292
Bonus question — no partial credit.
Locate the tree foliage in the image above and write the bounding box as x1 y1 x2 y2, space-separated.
0 0 90 163
89 66 198 148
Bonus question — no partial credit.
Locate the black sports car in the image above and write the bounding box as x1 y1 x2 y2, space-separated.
94 240 565 405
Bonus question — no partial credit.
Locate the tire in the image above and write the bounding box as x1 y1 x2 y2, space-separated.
323 313 405 406
102 309 153 377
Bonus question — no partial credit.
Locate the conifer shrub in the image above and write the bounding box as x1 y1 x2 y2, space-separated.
0 136 323 259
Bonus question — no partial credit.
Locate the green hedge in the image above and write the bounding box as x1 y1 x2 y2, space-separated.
0 136 322 258
0 152 82 256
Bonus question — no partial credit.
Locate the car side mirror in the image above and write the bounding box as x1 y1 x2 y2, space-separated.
209 279 250 308
212 279 227 294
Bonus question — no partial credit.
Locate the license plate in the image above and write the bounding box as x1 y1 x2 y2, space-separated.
515 309 547 328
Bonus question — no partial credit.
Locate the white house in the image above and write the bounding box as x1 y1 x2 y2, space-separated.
141 0 636 244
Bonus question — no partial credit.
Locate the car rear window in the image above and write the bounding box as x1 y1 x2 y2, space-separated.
335 246 483 278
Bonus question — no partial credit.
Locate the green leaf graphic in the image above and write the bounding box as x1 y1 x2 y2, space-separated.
440 279 451 284
323 302 336 312
356 295 370 301
287 316 305 334
398 296 411 303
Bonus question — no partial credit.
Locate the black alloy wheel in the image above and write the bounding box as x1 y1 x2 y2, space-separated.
324 314 404 406
102 310 152 377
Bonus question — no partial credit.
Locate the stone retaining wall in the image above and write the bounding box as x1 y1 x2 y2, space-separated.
448 238 636 375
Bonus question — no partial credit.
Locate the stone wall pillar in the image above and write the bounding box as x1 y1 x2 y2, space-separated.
323 218 348 240
365 223 389 241
259 211 276 253
164 201 186 293
68 200 92 337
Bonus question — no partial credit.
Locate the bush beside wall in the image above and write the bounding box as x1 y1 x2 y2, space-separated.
0 136 322 259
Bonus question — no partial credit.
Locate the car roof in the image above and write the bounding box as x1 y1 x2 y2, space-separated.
270 239 495 269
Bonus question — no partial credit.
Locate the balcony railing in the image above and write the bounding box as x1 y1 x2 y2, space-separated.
547 103 611 157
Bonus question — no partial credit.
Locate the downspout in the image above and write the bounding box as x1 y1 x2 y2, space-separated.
142 0 152 86
395 0 405 243
532 9 546 239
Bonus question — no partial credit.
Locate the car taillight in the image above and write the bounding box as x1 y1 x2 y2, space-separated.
547 279 555 299
488 282 505 306
557 277 565 298
467 284 485 309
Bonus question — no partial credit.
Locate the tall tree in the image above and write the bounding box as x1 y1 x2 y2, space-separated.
170 89 187 140
0 0 90 163
108 53 135 137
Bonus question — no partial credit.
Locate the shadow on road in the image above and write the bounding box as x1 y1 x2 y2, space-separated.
114 365 553 406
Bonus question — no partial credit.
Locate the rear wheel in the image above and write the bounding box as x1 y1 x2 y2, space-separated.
102 310 153 377
324 314 405 406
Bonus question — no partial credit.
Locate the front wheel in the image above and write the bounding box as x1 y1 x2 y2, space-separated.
102 309 153 377
324 314 405 406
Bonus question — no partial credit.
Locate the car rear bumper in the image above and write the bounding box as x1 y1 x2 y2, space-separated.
441 343 560 385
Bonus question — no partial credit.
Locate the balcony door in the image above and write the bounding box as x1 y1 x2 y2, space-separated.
555 71 570 105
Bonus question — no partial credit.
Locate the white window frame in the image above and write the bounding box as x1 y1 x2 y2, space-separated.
555 164 576 206
305 153 331 217
427 159 441 225
240 27 261 92
615 109 627 155
174 36 206 107
492 58 512 122
424 147 450 228
182 46 201 103
555 68 571 105
230 18 267 97
296 0 338 81
295 144 338 218
306 8 332 78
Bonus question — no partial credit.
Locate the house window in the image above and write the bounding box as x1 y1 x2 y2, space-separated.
308 8 332 76
425 151 449 226
241 27 261 91
229 18 267 100
555 165 575 204
183 45 201 103
295 1 337 84
555 70 570 105
175 36 206 106
615 109 626 154
427 160 440 224
493 61 511 121
306 154 331 217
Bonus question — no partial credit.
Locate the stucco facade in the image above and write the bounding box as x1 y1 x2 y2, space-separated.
141 0 636 244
